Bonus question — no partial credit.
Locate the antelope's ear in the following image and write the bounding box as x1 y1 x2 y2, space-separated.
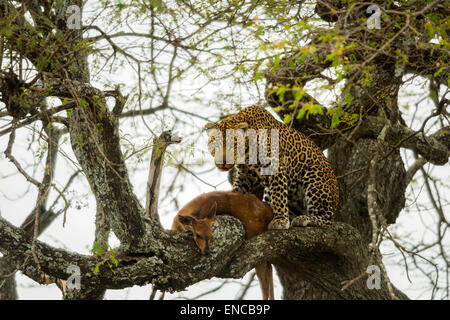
204 122 216 131
206 202 217 219
178 215 195 225
237 122 249 130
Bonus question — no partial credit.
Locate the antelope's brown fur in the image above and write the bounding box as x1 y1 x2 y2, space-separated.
172 191 274 300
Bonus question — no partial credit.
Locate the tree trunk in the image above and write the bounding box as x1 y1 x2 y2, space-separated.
1 0 448 300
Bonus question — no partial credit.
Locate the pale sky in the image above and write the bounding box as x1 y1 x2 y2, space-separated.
0 1 448 300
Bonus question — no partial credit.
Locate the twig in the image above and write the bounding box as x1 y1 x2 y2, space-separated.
4 121 42 187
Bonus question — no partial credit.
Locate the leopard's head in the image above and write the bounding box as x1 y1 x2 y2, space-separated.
204 106 277 171
204 119 250 172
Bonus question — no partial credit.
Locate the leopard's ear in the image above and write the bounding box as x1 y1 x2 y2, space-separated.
237 122 249 130
204 122 216 130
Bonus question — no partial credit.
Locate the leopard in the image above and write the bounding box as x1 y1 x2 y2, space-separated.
204 105 339 230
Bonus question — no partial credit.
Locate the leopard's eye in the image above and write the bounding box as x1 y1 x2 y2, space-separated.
208 140 218 152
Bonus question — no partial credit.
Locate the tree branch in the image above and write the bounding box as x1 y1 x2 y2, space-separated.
145 131 181 224
357 118 449 166
0 209 406 299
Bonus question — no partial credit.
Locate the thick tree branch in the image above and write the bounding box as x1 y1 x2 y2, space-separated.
357 118 449 166
272 102 449 166
0 210 406 299
0 123 61 298
63 80 150 251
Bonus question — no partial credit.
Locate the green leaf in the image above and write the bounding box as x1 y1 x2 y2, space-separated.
254 71 264 83
331 114 341 128
288 59 295 69
276 84 287 103
348 113 359 125
283 114 292 124
296 108 306 120
91 241 106 257
327 107 343 128
345 92 353 105
272 54 281 72
292 86 305 101
434 66 444 77
79 98 89 108
110 253 119 267
295 53 307 64
93 260 106 274
272 106 284 113
311 104 324 115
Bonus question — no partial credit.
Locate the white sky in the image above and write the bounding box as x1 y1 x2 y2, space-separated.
0 1 448 300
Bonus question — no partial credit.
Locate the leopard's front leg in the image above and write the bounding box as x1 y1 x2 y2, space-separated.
232 166 257 194
266 173 290 230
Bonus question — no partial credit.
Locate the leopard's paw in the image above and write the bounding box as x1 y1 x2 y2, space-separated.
291 216 311 227
268 217 290 230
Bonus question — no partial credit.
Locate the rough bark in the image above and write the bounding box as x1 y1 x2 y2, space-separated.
1 0 448 300
0 212 406 299
260 0 450 300
145 131 181 224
